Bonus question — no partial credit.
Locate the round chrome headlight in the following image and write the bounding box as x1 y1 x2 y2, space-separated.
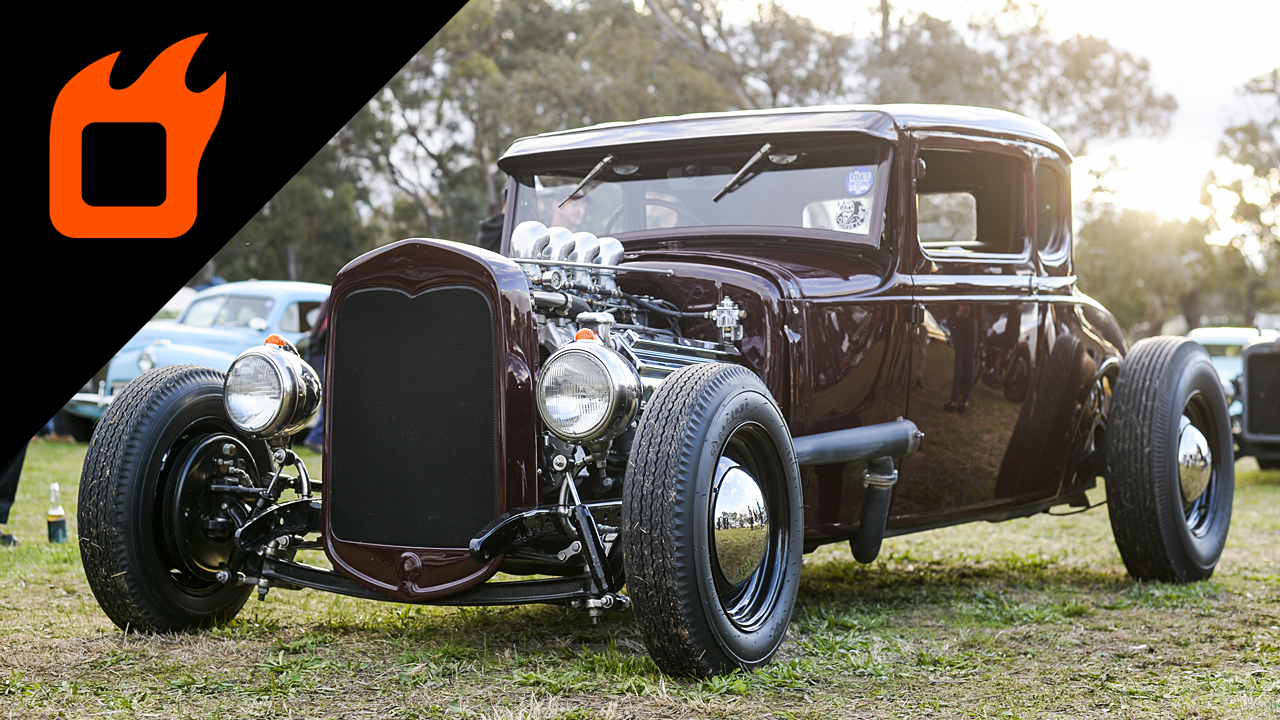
138 347 156 373
537 342 641 443
224 346 322 439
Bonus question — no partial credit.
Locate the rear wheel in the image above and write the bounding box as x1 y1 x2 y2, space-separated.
79 365 272 632
1107 337 1233 582
622 363 802 676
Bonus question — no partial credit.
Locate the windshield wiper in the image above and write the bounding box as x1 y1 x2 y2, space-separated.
559 153 615 207
712 142 772 203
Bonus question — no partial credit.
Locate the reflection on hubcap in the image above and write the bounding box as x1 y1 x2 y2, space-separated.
711 456 770 587
1177 416 1212 507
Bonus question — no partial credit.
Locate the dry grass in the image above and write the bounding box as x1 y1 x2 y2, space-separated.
1 441 1276 719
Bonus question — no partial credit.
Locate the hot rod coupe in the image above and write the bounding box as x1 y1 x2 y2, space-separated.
78 104 1233 677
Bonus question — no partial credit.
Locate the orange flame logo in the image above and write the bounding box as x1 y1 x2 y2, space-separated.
49 34 225 238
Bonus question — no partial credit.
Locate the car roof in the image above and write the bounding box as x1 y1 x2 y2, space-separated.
1187 327 1264 344
190 280 330 300
498 104 1072 168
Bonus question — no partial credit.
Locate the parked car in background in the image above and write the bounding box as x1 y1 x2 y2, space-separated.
1186 326 1278 451
1237 338 1280 469
1187 326 1275 387
62 280 330 440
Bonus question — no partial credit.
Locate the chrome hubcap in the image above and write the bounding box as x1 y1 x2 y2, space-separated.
711 455 770 587
1177 416 1212 507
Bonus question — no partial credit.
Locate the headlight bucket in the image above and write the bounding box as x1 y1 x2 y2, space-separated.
224 346 322 439
537 341 642 443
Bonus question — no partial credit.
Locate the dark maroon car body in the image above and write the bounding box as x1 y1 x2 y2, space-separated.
321 105 1124 597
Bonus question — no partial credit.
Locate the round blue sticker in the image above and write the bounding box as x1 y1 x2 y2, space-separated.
846 168 874 196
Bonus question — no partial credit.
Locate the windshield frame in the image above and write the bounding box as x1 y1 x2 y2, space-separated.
507 134 895 250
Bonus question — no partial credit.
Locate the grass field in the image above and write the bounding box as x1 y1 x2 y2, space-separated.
1 440 1276 719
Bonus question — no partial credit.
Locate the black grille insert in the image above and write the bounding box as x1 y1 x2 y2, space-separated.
329 285 499 547
1246 352 1279 437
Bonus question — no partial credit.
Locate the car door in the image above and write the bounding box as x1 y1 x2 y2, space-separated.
897 134 1047 524
799 264 914 538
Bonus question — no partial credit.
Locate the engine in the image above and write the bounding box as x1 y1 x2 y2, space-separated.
507 221 744 509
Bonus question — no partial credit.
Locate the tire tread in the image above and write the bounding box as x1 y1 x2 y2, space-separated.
79 365 252 632
622 363 777 676
1107 337 1229 582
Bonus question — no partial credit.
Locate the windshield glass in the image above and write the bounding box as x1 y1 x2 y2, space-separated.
511 138 891 247
181 296 273 328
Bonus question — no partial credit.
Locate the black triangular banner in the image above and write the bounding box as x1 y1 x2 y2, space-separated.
12 8 466 464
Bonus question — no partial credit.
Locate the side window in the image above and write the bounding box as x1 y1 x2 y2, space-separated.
1035 164 1066 254
917 148 1024 255
280 302 300 333
279 301 322 333
918 192 977 246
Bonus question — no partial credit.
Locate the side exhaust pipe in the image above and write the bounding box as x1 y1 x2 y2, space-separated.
792 419 922 564
852 457 897 564
792 419 921 466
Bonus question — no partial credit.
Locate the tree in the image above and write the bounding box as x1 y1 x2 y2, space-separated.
641 0 849 109
215 0 1187 284
347 0 1180 248
860 4 1176 154
1076 204 1211 338
734 2 851 108
216 142 375 284
641 0 757 108
349 0 740 243
1201 68 1279 323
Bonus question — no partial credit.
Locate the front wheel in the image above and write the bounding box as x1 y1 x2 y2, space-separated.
79 365 273 632
621 363 802 677
1107 337 1233 583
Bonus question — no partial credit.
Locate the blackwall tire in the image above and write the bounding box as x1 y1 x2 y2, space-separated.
621 363 802 677
79 365 272 632
1107 337 1234 583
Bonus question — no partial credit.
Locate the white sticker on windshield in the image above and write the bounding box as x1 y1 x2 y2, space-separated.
835 198 870 234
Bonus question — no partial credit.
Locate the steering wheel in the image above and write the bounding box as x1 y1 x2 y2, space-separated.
605 198 703 232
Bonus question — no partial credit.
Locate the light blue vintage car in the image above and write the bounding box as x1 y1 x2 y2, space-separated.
63 280 330 437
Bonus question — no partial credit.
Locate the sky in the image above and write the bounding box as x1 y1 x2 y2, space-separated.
723 0 1279 225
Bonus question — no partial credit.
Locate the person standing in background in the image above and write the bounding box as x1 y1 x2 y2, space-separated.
476 210 504 253
303 295 331 454
0 445 27 546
